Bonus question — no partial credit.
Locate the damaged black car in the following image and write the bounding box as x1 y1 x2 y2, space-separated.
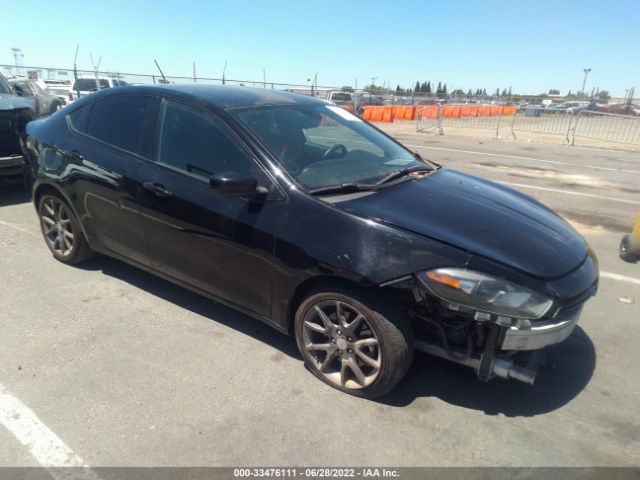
24 85 598 398
0 72 33 181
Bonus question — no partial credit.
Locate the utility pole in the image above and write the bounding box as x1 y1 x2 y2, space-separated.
10 47 24 76
581 68 591 98
73 44 80 99
90 53 102 91
263 68 266 88
193 62 197 82
222 60 227 85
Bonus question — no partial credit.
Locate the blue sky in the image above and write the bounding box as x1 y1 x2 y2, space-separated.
1 0 638 95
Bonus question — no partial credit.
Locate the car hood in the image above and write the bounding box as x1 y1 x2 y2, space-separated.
338 168 587 279
0 93 32 111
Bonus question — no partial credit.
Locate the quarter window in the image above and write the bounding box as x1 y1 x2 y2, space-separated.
85 96 152 155
68 104 92 133
156 100 254 180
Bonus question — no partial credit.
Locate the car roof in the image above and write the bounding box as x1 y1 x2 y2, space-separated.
86 84 324 110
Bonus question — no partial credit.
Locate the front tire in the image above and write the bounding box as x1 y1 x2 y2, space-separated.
620 234 638 263
294 287 413 398
38 193 95 264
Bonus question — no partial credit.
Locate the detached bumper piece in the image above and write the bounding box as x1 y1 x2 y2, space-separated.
415 340 538 385
412 304 585 385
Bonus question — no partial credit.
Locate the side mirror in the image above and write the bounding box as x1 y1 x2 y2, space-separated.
209 171 264 198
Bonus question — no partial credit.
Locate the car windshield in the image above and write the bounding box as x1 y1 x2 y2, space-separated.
234 104 429 190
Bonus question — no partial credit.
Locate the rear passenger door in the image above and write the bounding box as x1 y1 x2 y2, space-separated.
65 94 159 265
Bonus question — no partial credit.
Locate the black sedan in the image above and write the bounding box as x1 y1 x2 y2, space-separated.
23 85 598 398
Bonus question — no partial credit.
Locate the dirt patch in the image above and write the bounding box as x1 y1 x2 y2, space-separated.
559 209 631 234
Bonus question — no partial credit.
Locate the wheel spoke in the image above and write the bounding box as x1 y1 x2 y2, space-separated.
63 236 72 251
346 313 364 332
53 234 62 251
304 320 327 334
340 360 349 387
59 218 71 226
44 202 55 216
336 301 349 329
314 306 335 331
62 229 74 240
356 350 380 369
42 216 55 226
319 350 337 372
306 342 332 351
355 338 378 349
348 359 367 386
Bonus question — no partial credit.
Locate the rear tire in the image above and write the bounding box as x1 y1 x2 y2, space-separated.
620 234 638 263
294 286 413 398
38 193 95 265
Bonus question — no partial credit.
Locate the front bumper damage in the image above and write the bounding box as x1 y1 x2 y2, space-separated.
414 305 583 385
388 267 596 385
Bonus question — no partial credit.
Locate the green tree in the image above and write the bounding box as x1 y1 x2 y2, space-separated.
426 81 432 94
467 89 472 97
436 81 442 95
598 90 611 100
443 83 447 95
420 81 428 93
341 86 354 92
415 81 421 93
548 88 560 95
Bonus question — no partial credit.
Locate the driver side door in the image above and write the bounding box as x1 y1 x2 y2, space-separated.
137 98 284 318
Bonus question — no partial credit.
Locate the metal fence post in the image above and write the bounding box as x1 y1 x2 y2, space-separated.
496 112 502 140
437 106 444 135
510 110 518 139
570 112 581 146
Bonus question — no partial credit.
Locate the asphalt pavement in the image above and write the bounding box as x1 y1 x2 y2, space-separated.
0 133 639 468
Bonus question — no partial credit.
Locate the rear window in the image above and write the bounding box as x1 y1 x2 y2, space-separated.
85 96 152 155
75 78 110 91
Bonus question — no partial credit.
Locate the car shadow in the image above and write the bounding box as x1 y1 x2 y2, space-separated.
78 256 301 359
80 256 595 416
0 183 30 206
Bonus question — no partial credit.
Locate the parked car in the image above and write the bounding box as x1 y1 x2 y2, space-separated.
0 72 34 180
595 103 640 116
24 85 599 398
9 78 65 117
43 80 71 103
67 76 129 102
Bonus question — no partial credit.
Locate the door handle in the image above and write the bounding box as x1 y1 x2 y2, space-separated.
143 181 173 198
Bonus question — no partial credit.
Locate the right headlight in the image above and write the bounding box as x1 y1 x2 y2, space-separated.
419 268 553 320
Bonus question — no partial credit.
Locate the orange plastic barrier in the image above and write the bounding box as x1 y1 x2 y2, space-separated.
503 106 516 115
404 106 416 120
381 106 394 122
415 105 438 118
362 106 372 121
479 106 491 116
370 106 383 122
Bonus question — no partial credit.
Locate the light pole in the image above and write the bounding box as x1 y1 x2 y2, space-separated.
581 68 591 98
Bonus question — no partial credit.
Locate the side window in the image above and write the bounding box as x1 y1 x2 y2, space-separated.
157 100 254 180
86 96 152 155
68 104 92 133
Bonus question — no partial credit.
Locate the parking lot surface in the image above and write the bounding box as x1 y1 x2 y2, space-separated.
1 133 639 467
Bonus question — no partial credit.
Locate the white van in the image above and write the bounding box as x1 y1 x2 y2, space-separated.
67 77 128 102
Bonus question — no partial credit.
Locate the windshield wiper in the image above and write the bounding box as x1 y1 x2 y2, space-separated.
309 183 375 196
375 165 434 186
